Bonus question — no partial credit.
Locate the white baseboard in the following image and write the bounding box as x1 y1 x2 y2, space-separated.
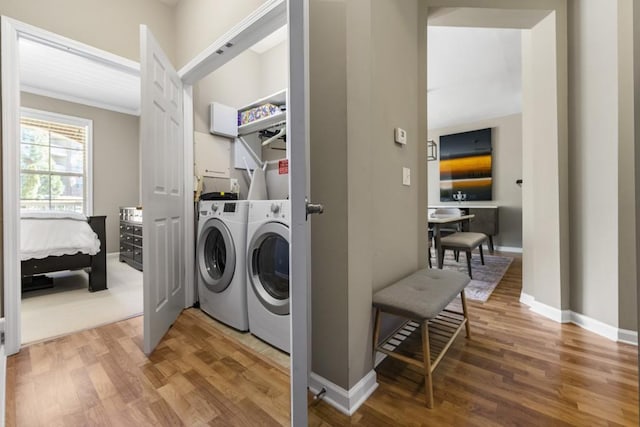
107 252 120 260
569 311 618 341
618 329 638 345
519 292 570 323
309 370 378 416
494 245 523 253
520 292 637 345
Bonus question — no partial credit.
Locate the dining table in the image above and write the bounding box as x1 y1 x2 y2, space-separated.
428 214 475 268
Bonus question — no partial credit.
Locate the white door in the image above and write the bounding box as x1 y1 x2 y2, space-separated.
140 25 185 355
288 1 315 425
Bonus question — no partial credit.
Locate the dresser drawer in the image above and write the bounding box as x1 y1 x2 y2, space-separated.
133 236 143 246
134 248 143 264
133 225 142 236
120 242 134 259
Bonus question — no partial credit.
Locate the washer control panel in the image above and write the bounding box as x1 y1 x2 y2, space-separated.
256 200 288 220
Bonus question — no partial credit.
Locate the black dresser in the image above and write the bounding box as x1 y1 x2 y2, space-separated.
119 207 143 271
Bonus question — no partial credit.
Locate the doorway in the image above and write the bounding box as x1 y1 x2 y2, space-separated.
423 4 569 317
2 17 145 350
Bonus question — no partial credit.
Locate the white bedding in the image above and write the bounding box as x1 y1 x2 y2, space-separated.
20 211 101 261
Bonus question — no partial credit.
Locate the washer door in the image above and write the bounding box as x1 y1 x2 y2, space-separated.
247 221 289 315
198 218 235 293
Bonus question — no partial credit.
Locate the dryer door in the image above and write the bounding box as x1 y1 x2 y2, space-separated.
198 218 236 293
247 221 290 315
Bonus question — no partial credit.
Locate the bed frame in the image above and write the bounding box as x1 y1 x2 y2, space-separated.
21 215 108 292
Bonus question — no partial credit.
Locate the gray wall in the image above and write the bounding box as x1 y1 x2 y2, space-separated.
310 0 422 390
522 9 571 313
0 0 176 63
21 93 140 254
310 0 350 386
618 0 636 333
568 0 637 330
428 114 523 249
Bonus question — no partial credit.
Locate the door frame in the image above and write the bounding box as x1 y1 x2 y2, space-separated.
3 2 310 422
1 16 140 356
175 0 308 423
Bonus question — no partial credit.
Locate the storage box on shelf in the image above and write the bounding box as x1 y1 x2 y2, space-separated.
237 89 286 136
119 207 143 271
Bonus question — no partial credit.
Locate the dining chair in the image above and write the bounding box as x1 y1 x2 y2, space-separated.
438 232 488 279
430 208 465 260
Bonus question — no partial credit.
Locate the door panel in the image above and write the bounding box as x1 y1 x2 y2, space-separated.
288 0 311 424
140 25 185 355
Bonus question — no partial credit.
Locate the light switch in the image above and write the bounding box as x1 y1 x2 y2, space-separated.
402 167 411 186
394 128 407 145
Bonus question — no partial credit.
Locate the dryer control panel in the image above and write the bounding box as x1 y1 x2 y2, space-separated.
265 200 288 220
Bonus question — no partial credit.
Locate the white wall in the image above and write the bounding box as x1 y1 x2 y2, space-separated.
428 113 523 248
175 0 288 199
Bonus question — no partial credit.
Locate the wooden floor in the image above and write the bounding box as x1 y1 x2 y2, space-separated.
6 256 639 426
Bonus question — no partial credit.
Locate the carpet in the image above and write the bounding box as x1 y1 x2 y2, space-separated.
21 254 142 344
438 252 513 302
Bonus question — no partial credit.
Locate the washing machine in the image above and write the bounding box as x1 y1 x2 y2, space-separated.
197 200 249 331
246 199 290 353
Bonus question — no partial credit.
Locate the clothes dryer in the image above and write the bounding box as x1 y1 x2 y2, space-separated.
197 200 249 331
246 200 290 353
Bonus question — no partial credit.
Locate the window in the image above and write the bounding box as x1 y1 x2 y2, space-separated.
20 108 92 214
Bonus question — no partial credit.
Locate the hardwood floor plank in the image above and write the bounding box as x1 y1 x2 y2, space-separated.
69 366 101 410
6 255 637 426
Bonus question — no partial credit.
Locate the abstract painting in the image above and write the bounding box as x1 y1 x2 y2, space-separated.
439 128 492 201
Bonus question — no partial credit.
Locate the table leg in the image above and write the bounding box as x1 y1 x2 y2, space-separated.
434 224 443 269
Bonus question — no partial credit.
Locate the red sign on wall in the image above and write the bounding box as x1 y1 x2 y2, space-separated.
279 159 289 175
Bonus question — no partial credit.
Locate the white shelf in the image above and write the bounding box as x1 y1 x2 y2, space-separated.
238 110 286 135
239 88 286 111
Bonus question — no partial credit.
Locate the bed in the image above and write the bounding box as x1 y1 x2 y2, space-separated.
20 211 107 292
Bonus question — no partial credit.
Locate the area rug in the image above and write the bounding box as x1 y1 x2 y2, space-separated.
438 252 513 302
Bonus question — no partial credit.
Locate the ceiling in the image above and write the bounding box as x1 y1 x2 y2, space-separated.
18 24 287 117
427 26 522 130
19 37 141 115
19 22 518 128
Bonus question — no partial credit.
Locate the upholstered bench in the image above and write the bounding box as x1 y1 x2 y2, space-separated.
438 231 488 278
372 268 471 408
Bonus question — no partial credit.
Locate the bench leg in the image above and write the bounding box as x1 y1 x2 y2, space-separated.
460 291 471 338
479 245 485 265
422 319 434 408
372 308 381 363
